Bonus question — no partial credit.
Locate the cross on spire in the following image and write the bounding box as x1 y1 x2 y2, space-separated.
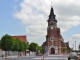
48 3 56 20
51 2 53 8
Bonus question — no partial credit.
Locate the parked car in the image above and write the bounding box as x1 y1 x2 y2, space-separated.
68 52 78 59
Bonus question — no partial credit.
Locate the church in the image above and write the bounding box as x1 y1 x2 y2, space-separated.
42 6 70 54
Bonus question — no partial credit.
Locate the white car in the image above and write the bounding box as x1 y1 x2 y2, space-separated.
69 52 78 59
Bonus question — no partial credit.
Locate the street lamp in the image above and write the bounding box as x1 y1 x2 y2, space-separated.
75 41 76 51
36 46 38 55
73 44 74 50
6 39 7 57
47 39 49 55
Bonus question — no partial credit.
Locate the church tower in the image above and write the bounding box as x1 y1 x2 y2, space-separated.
42 6 68 54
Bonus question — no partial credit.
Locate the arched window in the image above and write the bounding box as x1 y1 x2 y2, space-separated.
50 36 54 40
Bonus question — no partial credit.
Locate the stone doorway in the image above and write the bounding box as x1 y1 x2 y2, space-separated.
51 48 55 54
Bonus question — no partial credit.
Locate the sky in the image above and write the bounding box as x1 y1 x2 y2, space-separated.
0 0 80 50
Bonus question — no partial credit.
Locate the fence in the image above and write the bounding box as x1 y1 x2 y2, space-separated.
0 51 36 57
0 51 25 57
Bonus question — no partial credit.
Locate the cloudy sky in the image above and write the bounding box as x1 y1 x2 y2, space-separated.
0 0 80 50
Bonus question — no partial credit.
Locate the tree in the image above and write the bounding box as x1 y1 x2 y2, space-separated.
38 46 42 53
26 42 29 50
20 41 25 51
18 40 22 51
1 34 14 51
0 34 29 55
12 38 20 51
0 40 1 48
62 47 68 54
28 42 38 52
23 42 28 51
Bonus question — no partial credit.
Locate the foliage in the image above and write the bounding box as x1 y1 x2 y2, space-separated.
1 34 14 51
26 42 29 50
28 42 38 52
38 46 42 53
19 41 26 51
0 34 41 52
62 48 68 51
12 38 20 51
0 40 1 48
62 47 68 53
0 34 28 51
13 38 27 51
23 42 27 50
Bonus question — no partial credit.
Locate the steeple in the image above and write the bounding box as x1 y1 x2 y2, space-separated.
49 7 56 20
47 5 57 27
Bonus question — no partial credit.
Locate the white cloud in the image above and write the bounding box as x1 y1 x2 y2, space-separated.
69 34 80 50
13 0 80 45
57 16 80 32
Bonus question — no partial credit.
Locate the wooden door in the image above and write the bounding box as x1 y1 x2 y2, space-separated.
51 48 55 54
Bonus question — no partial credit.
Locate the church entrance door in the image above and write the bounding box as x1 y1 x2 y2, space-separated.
51 48 55 54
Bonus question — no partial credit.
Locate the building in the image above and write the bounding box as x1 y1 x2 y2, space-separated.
42 7 69 54
12 35 27 55
12 35 27 42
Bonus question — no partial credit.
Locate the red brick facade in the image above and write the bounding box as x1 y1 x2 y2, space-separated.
42 7 69 54
12 35 27 42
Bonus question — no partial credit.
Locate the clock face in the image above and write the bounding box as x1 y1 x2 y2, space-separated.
51 27 53 29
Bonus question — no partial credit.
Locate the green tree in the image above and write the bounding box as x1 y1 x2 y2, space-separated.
12 38 20 51
38 46 42 53
21 41 26 51
18 40 27 56
1 34 29 53
28 42 38 52
1 34 14 51
26 42 29 50
23 42 28 51
0 40 1 48
62 47 68 53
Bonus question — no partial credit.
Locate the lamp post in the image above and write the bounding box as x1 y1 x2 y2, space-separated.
47 39 49 55
73 44 74 50
36 46 37 55
6 39 7 57
75 41 76 51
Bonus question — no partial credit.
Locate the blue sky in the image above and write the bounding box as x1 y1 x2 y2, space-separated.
0 0 80 50
0 0 26 36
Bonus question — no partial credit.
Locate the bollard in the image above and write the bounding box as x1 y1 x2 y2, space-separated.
68 56 70 60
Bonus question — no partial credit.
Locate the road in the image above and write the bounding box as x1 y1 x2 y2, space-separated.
0 55 68 60
0 56 36 60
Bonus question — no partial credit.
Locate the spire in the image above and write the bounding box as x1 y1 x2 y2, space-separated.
51 2 53 8
49 3 56 20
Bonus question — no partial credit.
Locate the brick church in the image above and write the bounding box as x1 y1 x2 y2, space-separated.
42 6 70 54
